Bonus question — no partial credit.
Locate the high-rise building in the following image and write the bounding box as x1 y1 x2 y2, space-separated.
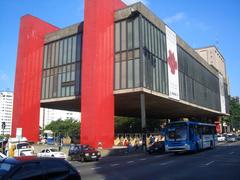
0 91 13 135
39 108 81 128
195 46 227 79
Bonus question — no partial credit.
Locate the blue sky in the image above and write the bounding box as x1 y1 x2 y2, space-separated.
0 0 239 96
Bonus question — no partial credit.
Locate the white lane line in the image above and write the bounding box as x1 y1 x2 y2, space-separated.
205 161 215 166
127 161 135 164
91 167 102 170
139 158 146 161
110 163 120 167
229 152 235 155
160 160 175 166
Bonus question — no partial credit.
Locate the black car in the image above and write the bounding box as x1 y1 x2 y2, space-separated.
68 144 101 162
0 156 81 180
147 141 165 154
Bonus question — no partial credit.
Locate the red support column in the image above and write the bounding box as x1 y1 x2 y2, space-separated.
81 0 126 148
12 15 58 142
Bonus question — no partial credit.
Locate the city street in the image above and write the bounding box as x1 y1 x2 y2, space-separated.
70 142 240 180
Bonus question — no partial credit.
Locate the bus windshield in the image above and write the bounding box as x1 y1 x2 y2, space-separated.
166 125 187 141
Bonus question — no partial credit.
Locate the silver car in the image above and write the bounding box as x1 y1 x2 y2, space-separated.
226 134 237 142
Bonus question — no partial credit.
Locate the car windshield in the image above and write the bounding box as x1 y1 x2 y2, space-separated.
49 149 58 152
17 143 30 149
82 145 94 151
166 125 187 141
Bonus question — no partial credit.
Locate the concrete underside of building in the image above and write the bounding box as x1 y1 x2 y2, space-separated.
12 0 229 148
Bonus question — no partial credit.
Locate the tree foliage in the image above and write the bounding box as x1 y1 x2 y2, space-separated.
115 117 142 133
114 116 164 133
228 97 240 129
44 118 80 138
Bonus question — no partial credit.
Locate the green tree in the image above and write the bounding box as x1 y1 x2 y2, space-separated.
228 97 240 130
114 116 163 133
44 118 80 138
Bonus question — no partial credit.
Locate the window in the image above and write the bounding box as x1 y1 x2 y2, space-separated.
127 60 133 88
115 22 120 52
63 38 68 64
133 17 139 48
42 160 70 179
127 21 133 50
42 34 82 100
72 36 77 62
121 61 127 89
11 163 43 180
67 37 72 63
121 21 126 51
134 59 140 87
115 62 120 90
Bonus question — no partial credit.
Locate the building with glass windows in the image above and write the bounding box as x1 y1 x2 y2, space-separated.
12 0 229 148
0 91 13 135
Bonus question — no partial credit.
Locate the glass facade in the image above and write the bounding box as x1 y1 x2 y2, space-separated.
114 16 141 90
178 46 221 111
114 13 226 112
41 33 82 100
114 15 168 95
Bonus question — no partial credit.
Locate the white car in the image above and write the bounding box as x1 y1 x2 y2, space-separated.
217 134 226 142
37 148 67 159
0 152 7 159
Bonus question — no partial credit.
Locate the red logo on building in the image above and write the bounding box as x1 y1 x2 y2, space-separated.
167 50 178 75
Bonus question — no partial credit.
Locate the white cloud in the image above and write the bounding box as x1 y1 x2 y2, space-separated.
0 71 8 81
122 0 149 5
164 12 185 24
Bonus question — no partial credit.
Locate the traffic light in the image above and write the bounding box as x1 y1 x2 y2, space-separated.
1 122 6 130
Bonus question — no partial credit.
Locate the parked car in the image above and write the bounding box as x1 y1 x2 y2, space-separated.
147 141 165 154
6 137 34 157
0 156 81 179
226 134 237 142
217 134 226 142
68 144 101 162
37 148 67 159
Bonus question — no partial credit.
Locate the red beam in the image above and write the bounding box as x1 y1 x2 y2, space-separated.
12 15 58 142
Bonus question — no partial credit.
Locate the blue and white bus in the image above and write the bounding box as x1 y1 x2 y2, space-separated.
165 121 217 153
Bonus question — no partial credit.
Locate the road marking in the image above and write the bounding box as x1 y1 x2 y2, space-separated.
127 161 135 164
160 160 174 166
139 158 146 161
205 161 215 166
229 152 235 155
110 163 120 167
91 167 102 170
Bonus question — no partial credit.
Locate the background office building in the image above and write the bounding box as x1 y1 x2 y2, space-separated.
0 91 13 135
39 108 81 128
12 0 229 148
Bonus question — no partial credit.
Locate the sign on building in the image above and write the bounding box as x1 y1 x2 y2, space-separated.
219 74 226 114
165 25 180 100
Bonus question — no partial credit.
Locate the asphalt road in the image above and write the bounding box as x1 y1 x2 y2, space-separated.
70 142 240 180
